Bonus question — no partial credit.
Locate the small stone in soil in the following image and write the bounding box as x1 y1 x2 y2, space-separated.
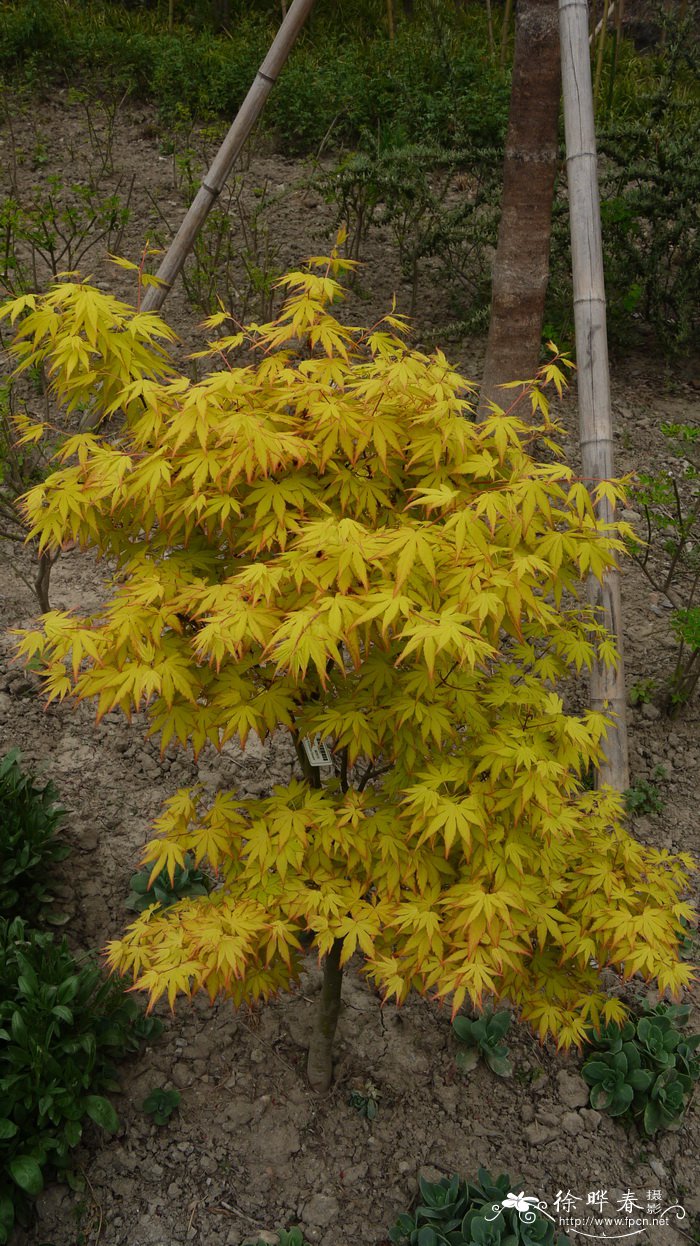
557 1070 590 1109
301 1192 340 1227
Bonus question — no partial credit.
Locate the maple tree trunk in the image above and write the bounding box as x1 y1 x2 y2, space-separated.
34 549 55 614
478 0 561 417
306 938 344 1092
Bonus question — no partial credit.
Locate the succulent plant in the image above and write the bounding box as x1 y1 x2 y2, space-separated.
348 1080 381 1119
643 1067 691 1134
126 853 214 912
582 1046 654 1115
141 1087 181 1125
635 1016 681 1068
581 1001 700 1135
389 1170 569 1246
278 1231 309 1246
453 1009 513 1078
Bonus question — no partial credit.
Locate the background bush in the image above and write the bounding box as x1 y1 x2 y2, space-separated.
0 750 69 920
0 917 161 1243
0 0 696 353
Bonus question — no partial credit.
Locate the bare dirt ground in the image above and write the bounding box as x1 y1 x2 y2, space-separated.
1 93 699 1246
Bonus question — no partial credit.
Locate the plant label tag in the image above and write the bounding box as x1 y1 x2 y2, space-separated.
302 736 333 768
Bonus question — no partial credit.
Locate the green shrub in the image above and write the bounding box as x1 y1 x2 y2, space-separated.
547 22 699 356
0 2 508 154
320 143 499 318
0 750 69 920
626 421 700 712
0 917 162 1242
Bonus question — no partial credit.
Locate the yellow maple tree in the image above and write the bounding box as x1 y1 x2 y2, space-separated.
3 250 695 1090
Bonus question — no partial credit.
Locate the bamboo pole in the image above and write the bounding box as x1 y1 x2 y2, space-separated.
139 0 317 316
608 0 624 109
485 0 495 56
593 0 610 107
559 0 630 791
386 0 395 40
500 0 514 69
589 0 615 43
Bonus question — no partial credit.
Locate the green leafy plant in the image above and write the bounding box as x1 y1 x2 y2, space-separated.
0 750 69 919
0 176 133 296
628 678 657 707
320 142 499 321
389 1169 570 1246
277 1230 310 1246
453 1008 513 1078
348 1080 381 1119
0 917 162 1242
581 1002 700 1135
669 606 700 709
141 1087 180 1126
623 766 667 816
626 422 700 713
0 2 507 156
126 853 214 913
676 914 697 962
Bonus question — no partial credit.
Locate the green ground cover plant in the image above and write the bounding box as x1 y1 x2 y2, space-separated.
623 766 667 817
348 1080 381 1119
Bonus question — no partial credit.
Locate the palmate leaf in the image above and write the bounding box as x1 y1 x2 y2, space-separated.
4 261 696 1052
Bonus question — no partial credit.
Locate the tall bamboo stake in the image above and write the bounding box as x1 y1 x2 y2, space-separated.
386 0 395 40
593 0 610 108
485 0 495 56
559 0 630 791
140 0 316 316
500 0 514 69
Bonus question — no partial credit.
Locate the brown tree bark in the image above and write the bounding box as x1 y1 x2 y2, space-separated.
306 939 344 1092
478 0 561 417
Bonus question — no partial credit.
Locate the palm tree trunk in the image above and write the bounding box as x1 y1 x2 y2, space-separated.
478 0 561 417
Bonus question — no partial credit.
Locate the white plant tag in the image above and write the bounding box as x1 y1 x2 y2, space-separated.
302 736 333 768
